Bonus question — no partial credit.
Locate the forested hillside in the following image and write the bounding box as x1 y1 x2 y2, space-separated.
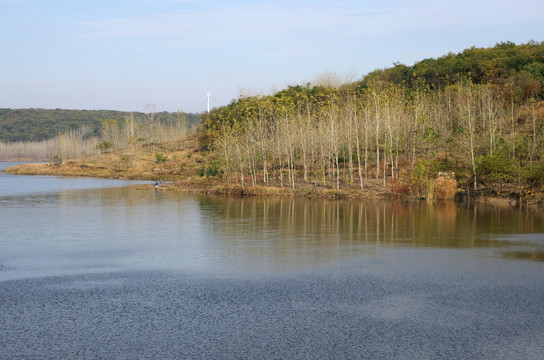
361 40 544 97
200 41 544 198
0 108 200 142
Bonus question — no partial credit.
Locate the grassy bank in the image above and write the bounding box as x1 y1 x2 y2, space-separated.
5 154 389 200
5 144 543 206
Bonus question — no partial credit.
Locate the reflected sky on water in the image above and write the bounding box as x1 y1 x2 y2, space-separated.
1 161 543 280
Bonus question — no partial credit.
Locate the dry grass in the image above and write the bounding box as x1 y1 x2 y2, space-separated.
168 178 390 200
14 145 543 204
7 154 170 180
433 172 458 200
5 150 401 200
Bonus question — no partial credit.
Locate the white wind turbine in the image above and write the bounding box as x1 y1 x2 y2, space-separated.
206 91 213 113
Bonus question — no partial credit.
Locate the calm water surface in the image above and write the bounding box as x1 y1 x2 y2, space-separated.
1 162 544 359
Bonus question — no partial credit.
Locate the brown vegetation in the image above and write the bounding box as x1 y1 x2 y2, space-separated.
432 172 458 200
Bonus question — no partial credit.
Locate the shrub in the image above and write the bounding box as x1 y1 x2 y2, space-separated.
155 153 168 163
433 172 458 200
522 164 544 188
206 160 220 177
199 160 220 178
410 159 440 198
390 178 411 196
96 140 113 153
476 154 517 184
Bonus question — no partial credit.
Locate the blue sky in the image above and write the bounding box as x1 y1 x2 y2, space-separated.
1 0 542 114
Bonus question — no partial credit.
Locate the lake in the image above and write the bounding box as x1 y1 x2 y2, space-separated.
1 161 544 359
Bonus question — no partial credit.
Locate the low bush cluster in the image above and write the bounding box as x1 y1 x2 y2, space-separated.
155 153 168 163
433 172 458 200
390 178 411 196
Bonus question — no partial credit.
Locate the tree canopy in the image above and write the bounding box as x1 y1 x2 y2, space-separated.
360 41 544 101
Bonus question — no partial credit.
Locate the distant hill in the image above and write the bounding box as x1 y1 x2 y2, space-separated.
0 108 201 142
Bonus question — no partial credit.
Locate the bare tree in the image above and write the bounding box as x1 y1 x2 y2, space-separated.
454 81 481 191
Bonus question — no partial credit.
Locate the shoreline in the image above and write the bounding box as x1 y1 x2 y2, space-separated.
4 160 542 206
2 159 433 201
3 161 390 200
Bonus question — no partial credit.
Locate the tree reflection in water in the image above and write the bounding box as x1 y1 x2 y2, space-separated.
197 196 544 266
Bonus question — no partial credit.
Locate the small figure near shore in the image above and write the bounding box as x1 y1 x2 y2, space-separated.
154 180 163 190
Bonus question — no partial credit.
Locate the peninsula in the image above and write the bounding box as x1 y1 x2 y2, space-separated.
3 42 544 205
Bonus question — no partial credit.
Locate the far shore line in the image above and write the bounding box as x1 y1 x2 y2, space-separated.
4 161 539 207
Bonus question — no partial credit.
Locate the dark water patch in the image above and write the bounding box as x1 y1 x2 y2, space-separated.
502 250 544 261
1 270 543 359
